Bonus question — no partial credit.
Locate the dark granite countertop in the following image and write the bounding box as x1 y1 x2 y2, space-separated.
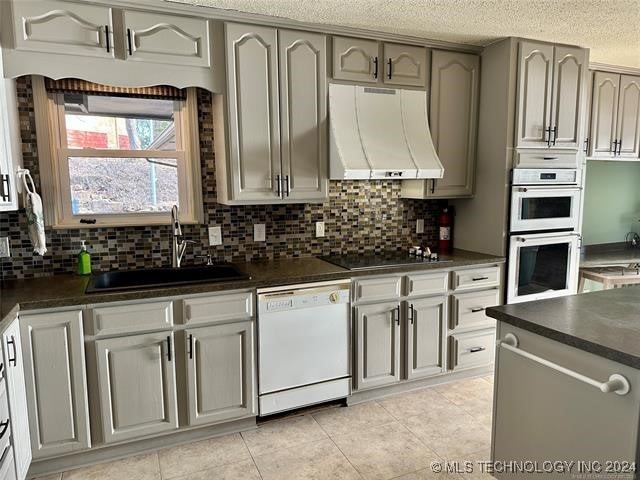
580 242 640 268
1 250 503 321
486 287 640 369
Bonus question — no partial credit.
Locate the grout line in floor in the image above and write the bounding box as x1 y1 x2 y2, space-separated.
238 433 265 480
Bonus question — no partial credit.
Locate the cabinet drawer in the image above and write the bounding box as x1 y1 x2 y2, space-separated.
92 300 173 336
451 289 500 331
182 291 253 326
353 277 402 303
405 272 448 297
450 329 496 371
513 149 579 169
452 266 500 291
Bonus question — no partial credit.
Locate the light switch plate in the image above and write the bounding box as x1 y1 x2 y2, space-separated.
254 224 266 242
208 226 222 246
0 237 10 258
315 221 325 238
416 219 425 234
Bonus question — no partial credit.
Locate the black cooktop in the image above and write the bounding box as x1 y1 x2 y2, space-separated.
320 252 452 271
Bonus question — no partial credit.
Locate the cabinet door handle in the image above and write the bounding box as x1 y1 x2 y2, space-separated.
166 336 172 362
394 305 400 326
542 156 558 161
0 420 9 440
545 125 553 147
188 333 194 360
126 28 133 56
105 25 111 53
284 175 290 197
430 179 436 194
373 56 379 79
611 139 618 154
472 276 489 281
275 174 281 197
469 346 486 353
6 337 16 367
409 304 415 325
551 125 558 145
387 58 393 79
471 307 485 313
0 174 10 203
583 138 589 154
617 139 623 155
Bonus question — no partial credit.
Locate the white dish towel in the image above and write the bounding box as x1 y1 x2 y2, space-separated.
21 170 47 256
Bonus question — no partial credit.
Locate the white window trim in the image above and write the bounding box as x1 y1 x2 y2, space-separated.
32 75 203 229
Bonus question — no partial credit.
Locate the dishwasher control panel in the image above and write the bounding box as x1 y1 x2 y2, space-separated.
259 285 350 314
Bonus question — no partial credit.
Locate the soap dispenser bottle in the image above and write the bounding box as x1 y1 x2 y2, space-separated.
77 240 92 276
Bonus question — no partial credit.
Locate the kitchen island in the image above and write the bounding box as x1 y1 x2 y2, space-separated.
486 288 640 471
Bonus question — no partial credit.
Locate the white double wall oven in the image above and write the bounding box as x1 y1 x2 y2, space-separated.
507 169 582 304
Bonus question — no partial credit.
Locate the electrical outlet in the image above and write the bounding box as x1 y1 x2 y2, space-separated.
315 221 325 238
0 237 10 258
254 223 266 242
208 226 222 246
416 219 425 234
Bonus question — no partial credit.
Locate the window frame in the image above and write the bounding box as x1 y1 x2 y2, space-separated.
34 77 203 228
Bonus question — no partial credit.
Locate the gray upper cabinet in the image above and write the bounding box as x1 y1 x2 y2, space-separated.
20 310 90 459
11 0 114 59
516 41 555 148
382 43 428 87
186 321 255 426
589 72 640 159
516 41 586 150
354 301 401 390
95 332 178 443
332 36 379 83
279 30 328 201
405 297 446 380
3 317 31 480
123 10 210 67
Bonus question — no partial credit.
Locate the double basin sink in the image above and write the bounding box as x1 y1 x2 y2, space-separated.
85 263 250 293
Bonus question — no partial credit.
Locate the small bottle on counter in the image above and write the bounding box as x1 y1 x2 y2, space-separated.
77 240 92 276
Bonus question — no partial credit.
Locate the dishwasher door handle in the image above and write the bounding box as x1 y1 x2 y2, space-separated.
500 333 630 395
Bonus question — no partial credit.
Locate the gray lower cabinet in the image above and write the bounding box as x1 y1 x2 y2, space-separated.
3 318 31 480
354 302 401 390
186 321 255 426
19 310 90 459
95 332 178 443
405 297 447 380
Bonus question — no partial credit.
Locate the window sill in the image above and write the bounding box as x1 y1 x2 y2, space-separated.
50 216 201 229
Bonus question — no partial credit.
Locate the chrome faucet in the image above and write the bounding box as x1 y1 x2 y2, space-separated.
171 205 192 268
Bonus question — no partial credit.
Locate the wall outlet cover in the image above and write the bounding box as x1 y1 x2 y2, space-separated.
0 237 10 258
254 224 266 242
208 226 222 246
315 221 325 238
416 219 425 234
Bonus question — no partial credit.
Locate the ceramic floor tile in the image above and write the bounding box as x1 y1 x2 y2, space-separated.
158 434 251 479
241 413 328 457
435 378 493 406
253 438 362 480
34 475 63 480
451 449 493 480
331 421 439 480
62 453 160 480
377 387 457 421
312 401 396 437
402 409 492 460
393 467 464 480
163 459 261 480
482 375 494 385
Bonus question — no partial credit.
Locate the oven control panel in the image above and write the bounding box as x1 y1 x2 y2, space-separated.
512 169 578 185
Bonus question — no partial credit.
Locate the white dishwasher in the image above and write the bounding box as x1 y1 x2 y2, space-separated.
257 280 351 415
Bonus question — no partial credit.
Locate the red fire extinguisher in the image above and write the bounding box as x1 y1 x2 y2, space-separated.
439 207 453 254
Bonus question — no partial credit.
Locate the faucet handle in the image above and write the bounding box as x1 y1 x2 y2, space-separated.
198 254 214 266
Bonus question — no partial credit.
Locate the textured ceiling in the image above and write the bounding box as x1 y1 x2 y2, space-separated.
170 0 640 68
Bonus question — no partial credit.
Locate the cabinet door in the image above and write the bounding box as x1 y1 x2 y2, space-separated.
382 43 428 87
123 11 210 67
0 72 21 212
279 30 328 202
551 46 587 148
590 71 620 157
428 50 479 197
615 75 640 158
516 41 554 148
11 0 113 59
332 36 379 83
2 319 31 480
20 310 90 459
225 24 281 201
406 297 446 380
186 322 255 426
354 302 401 390
95 332 178 443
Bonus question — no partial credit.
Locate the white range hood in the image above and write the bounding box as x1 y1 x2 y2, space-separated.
329 83 444 180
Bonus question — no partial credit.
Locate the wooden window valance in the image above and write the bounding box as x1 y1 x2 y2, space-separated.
43 77 187 100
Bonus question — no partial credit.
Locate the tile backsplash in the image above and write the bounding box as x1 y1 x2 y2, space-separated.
0 77 444 280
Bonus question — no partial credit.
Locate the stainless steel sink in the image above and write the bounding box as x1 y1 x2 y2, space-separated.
85 264 250 293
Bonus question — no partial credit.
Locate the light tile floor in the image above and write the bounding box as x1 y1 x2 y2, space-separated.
35 375 494 480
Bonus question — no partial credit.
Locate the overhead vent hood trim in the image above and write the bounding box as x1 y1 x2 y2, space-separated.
329 83 444 181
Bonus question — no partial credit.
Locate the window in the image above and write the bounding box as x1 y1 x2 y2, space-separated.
36 78 202 227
